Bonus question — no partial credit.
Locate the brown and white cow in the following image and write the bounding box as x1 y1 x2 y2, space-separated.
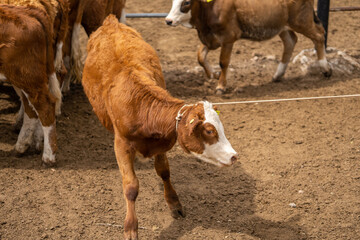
82 15 238 240
61 0 126 92
0 4 60 165
0 0 69 75
166 0 332 94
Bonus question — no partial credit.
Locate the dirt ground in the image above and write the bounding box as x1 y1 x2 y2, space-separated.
1 0 360 239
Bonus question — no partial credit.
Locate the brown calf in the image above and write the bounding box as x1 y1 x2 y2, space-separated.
82 15 238 240
166 0 332 94
0 4 60 165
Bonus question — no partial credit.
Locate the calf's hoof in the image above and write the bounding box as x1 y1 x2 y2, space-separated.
215 88 225 95
42 157 57 168
272 76 283 82
124 230 138 240
323 68 332 78
170 205 186 219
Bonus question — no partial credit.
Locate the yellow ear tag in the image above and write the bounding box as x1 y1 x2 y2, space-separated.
190 119 195 124
216 110 220 115
206 0 213 2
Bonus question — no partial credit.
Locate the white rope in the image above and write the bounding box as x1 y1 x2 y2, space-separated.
175 104 194 130
212 94 360 105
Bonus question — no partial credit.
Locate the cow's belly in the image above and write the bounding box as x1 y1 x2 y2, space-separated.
234 0 288 40
239 25 283 41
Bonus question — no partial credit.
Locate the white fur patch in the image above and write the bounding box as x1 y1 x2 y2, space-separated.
15 113 38 153
49 72 62 115
166 0 192 28
319 59 328 69
0 73 6 81
54 41 63 72
273 62 288 80
42 125 56 163
193 101 237 166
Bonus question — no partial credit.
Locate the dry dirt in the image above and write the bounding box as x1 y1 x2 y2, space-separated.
1 0 360 239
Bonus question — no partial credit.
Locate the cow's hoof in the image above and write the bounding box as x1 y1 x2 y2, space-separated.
272 76 283 82
171 206 186 219
41 159 57 168
323 68 332 78
124 231 138 240
215 88 225 95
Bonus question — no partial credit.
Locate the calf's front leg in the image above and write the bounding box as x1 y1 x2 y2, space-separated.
155 154 185 219
114 135 139 240
216 43 234 95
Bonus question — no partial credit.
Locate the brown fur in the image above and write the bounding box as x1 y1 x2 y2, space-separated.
1 0 69 76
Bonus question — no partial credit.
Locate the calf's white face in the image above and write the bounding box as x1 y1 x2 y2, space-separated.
178 101 238 167
165 0 192 28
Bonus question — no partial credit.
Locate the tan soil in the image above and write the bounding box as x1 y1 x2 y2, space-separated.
1 0 360 239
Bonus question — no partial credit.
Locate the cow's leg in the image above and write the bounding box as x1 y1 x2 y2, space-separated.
273 30 298 81
216 43 233 94
33 120 44 152
155 154 185 219
14 91 38 154
197 44 220 79
114 135 139 240
13 86 24 131
291 13 332 77
26 86 57 166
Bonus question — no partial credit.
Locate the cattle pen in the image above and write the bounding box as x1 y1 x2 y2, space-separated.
1 0 360 239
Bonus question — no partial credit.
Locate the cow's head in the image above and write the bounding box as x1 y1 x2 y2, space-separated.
177 101 238 167
165 0 193 28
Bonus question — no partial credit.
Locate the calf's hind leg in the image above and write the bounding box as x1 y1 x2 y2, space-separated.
155 153 185 219
197 44 220 80
291 12 332 77
14 90 39 154
114 135 139 240
216 43 234 94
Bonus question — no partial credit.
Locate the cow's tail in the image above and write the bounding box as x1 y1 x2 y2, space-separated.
71 0 88 83
54 0 69 73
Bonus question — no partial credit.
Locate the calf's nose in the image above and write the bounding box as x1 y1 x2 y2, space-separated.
230 154 238 164
165 19 173 25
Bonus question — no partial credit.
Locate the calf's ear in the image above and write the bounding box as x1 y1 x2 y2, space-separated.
187 116 203 136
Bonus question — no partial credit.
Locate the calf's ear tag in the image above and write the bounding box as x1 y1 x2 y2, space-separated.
189 119 195 124
216 110 220 115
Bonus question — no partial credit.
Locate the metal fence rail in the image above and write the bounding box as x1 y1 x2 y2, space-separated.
126 13 168 18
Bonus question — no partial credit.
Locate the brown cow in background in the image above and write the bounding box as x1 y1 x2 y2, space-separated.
166 0 332 94
0 4 61 165
62 0 126 92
